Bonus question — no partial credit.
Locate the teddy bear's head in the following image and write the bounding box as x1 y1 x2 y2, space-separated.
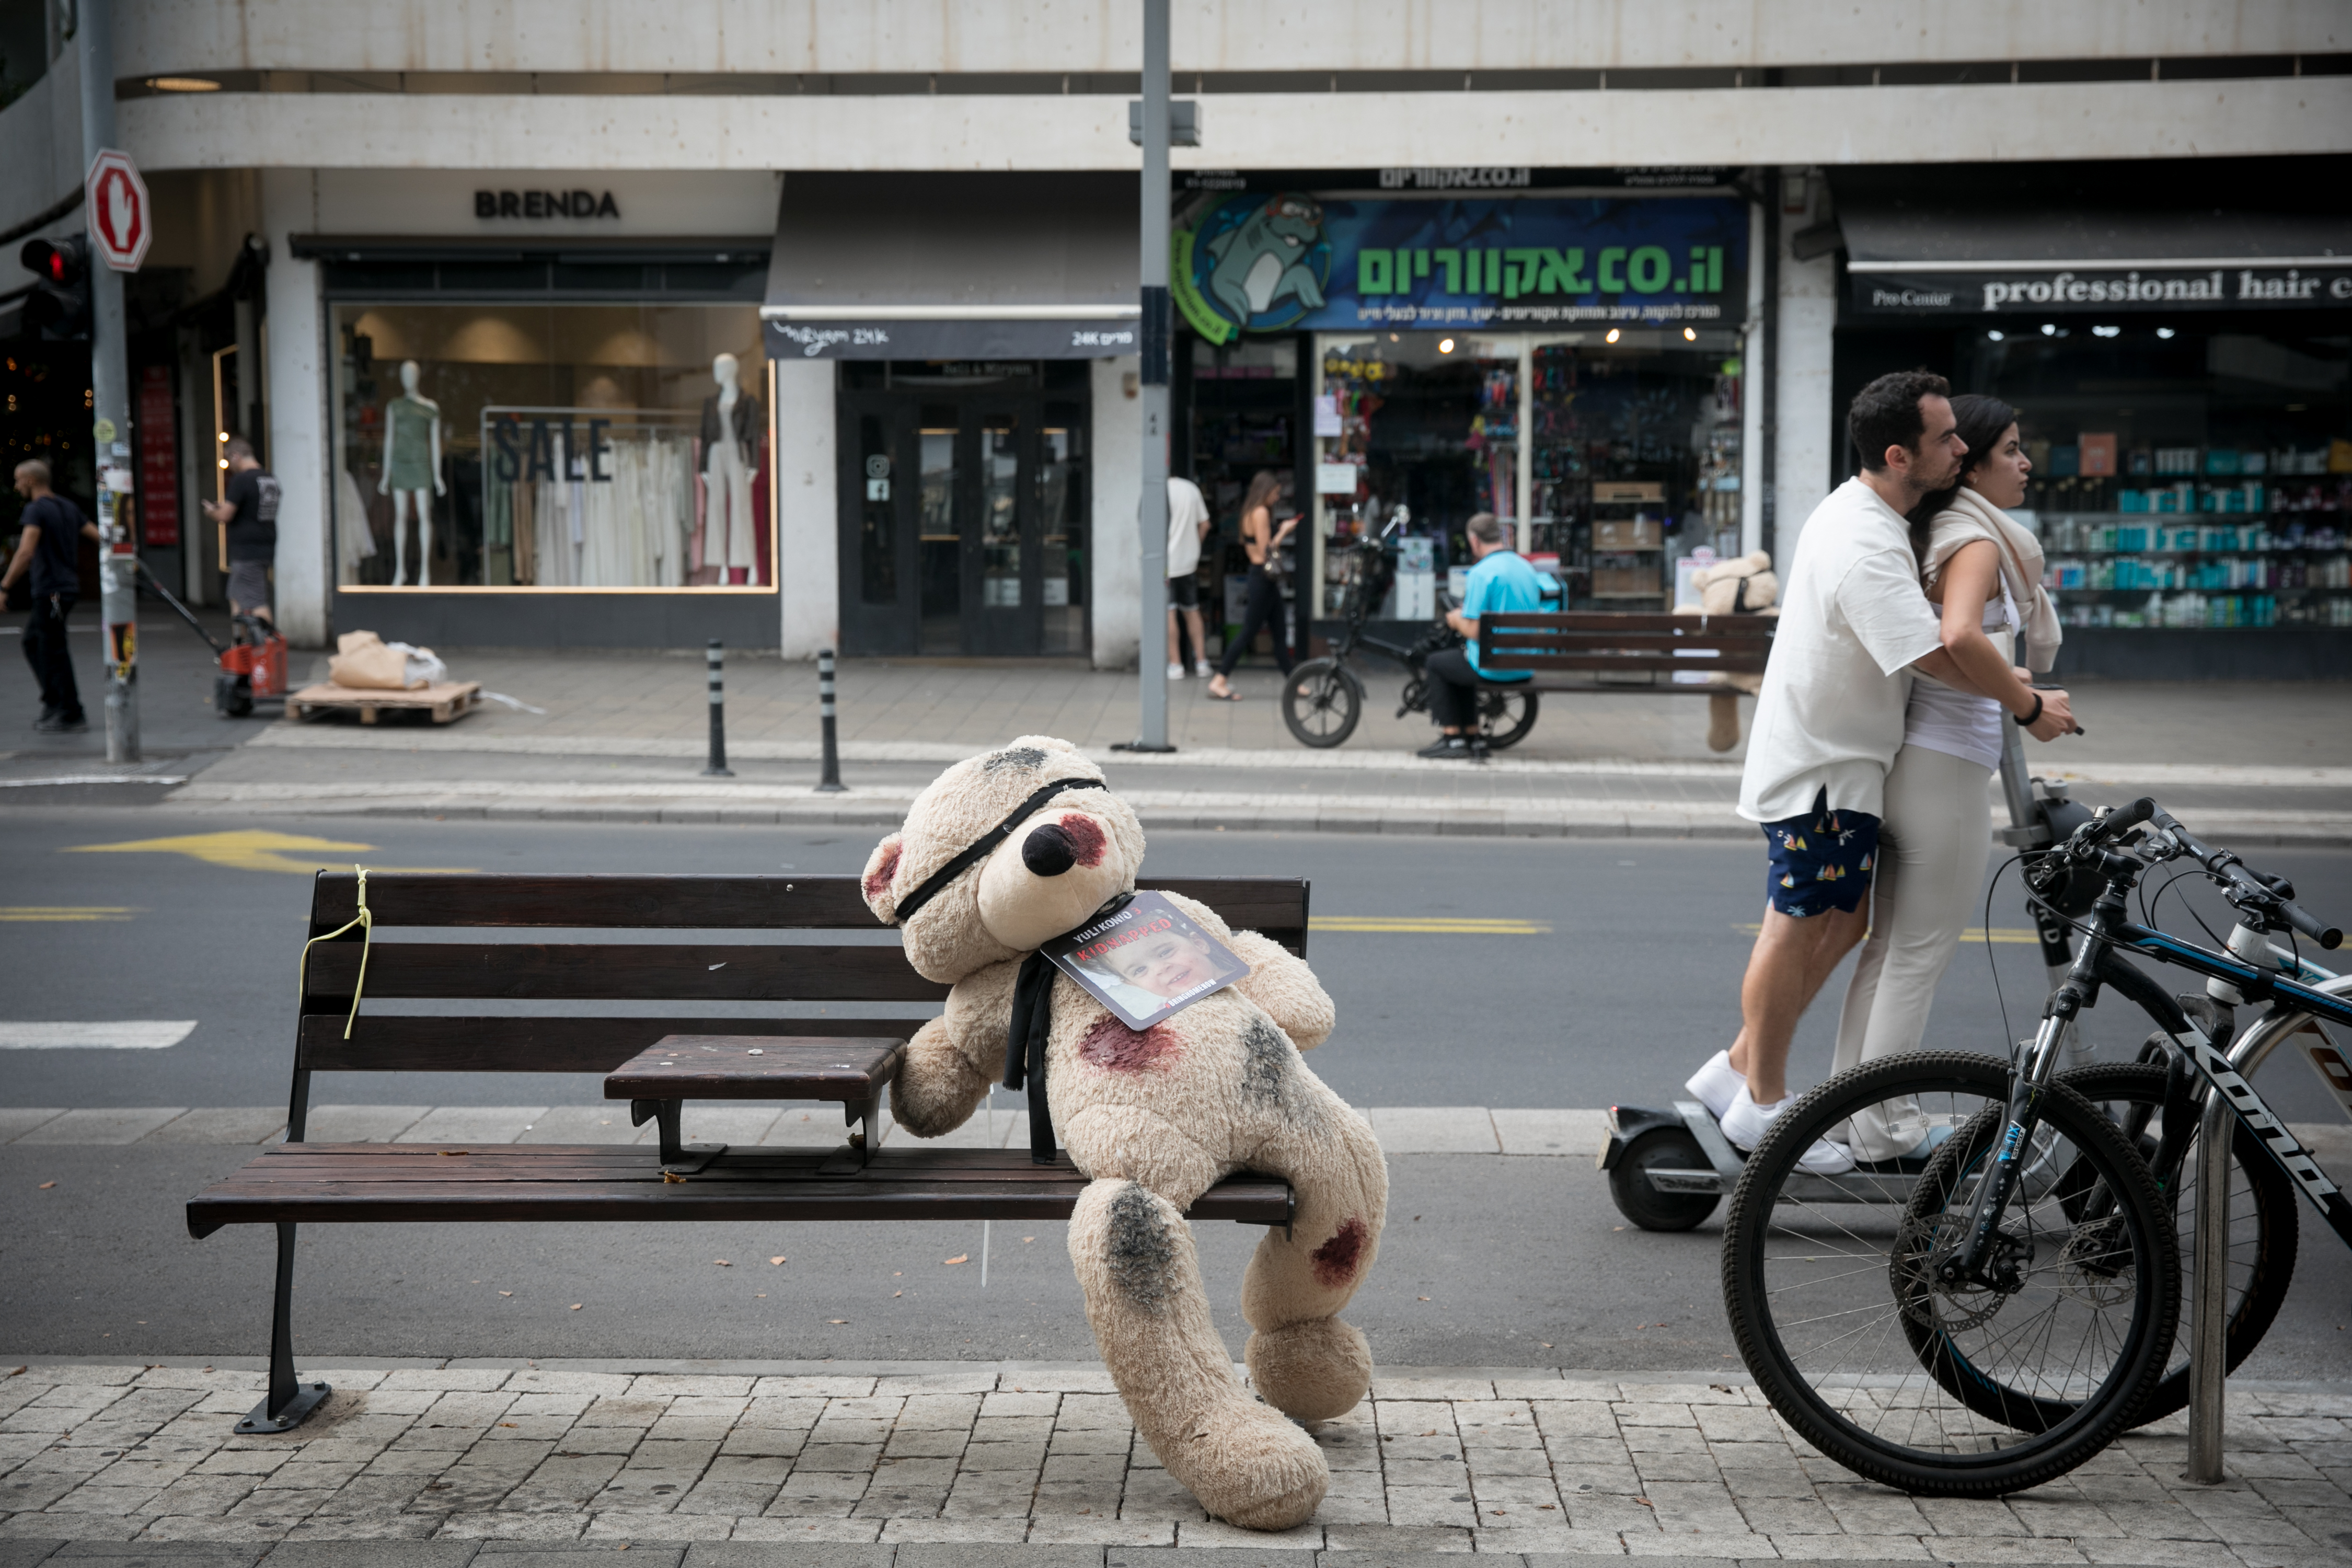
861 735 1146 983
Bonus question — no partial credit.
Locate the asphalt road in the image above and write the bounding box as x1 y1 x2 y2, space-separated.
5 805 2349 1119
6 806 2348 1377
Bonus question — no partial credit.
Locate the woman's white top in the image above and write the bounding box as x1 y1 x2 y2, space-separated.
1903 581 2017 771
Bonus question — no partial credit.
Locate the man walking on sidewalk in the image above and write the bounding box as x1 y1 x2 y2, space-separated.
5 459 101 734
1684 371 2061 1172
201 439 279 624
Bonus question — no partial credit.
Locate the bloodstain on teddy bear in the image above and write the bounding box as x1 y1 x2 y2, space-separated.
860 736 1387 1530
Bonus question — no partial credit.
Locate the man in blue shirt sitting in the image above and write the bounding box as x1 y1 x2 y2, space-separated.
1420 511 1550 760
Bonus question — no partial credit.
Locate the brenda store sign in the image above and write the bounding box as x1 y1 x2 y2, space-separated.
1172 194 1748 344
1850 262 2352 315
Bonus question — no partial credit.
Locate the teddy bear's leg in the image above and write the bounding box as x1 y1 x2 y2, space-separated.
1238 1089 1389 1423
1068 1177 1328 1531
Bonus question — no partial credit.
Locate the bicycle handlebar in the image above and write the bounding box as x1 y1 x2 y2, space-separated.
2086 797 2157 845
2150 804 2345 950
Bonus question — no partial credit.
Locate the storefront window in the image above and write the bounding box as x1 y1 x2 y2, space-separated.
1308 328 1743 617
1965 325 2351 629
330 303 770 590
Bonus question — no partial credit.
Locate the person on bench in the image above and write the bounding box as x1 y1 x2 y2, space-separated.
1420 511 1549 760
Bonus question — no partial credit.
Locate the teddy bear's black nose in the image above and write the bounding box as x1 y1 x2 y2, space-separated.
1021 822 1077 877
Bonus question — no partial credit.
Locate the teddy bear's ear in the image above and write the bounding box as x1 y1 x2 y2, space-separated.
860 833 906 924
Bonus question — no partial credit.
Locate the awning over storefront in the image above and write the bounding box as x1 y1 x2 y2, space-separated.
1837 203 2352 317
762 174 1139 361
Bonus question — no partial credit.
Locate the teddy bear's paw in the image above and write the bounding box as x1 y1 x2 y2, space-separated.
1175 1403 1328 1531
1246 1316 1372 1422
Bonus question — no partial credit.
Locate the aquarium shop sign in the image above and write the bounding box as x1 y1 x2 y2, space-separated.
1172 194 1749 343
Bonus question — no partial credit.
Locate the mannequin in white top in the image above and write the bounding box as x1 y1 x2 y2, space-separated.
1830 396 2081 1161
700 353 760 583
378 361 445 586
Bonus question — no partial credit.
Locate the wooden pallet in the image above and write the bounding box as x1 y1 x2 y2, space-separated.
289 681 482 725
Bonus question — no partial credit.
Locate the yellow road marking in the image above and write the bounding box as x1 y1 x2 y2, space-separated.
1311 916 1552 935
1736 922 2042 943
64 829 475 876
0 907 140 921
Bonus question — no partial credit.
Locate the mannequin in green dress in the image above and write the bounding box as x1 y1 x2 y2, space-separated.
378 360 446 585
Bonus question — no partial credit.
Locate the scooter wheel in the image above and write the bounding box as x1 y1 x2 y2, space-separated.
1608 1127 1722 1232
216 671 254 718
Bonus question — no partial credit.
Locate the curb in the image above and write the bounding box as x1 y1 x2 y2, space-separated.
152 781 2352 845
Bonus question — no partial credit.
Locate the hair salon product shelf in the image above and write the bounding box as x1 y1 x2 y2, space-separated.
2035 511 2352 629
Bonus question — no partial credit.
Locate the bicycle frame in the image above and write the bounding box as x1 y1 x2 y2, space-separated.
1950 858 2352 1288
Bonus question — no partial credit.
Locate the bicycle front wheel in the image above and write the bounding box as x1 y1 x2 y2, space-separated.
1281 659 1363 748
1722 1051 2179 1495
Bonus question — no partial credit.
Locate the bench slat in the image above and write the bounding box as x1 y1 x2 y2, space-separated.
301 943 952 1004
187 1144 1293 1232
297 1015 942 1074
1481 613 1774 635
1491 653 1769 674
307 873 1308 943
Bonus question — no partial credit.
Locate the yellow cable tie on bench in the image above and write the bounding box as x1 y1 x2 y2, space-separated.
297 866 375 1040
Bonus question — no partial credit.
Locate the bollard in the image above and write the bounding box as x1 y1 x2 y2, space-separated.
701 639 733 778
815 648 846 793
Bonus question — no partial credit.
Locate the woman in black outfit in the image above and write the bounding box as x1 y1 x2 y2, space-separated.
1205 469 1297 701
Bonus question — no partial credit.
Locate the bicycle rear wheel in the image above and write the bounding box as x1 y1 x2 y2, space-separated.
2060 1060 2296 1426
1722 1051 2178 1495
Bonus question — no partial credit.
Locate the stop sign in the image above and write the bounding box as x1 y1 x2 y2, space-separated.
86 148 151 272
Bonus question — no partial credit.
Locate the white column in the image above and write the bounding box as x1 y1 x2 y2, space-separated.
1089 354 1142 671
1739 199 1767 558
773 355 837 660
1772 166 1838 563
260 168 326 646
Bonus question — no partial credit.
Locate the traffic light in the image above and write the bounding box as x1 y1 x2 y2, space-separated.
19 236 92 340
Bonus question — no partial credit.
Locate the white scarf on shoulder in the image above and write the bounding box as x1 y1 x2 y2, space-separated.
1925 487 2063 674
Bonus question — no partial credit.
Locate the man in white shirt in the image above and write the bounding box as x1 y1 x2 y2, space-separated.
1683 371 2068 1172
1165 476 1214 678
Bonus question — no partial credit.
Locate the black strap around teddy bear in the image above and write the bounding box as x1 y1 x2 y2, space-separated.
883 775 1101 1166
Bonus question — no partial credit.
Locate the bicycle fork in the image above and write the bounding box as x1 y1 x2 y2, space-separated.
1941 1002 2078 1289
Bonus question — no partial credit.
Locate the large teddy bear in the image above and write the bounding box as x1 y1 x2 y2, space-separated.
860 736 1387 1530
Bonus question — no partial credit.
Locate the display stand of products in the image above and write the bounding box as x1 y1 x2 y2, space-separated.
2026 444 2351 629
1525 336 1744 610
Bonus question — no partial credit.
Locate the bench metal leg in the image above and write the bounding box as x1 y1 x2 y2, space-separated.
630 1098 726 1175
818 1094 881 1175
236 1221 331 1435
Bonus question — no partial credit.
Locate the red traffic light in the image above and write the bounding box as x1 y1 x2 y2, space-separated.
19 236 87 284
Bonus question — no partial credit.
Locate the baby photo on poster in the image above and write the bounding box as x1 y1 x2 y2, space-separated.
1045 892 1248 1030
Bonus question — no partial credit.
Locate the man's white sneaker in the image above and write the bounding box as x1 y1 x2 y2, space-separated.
1193 661 1215 678
1684 1050 1743 1121
1167 663 1187 679
1720 1086 1854 1175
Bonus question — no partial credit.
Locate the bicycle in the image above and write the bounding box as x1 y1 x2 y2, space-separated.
1718 795 2349 1495
1278 511 1541 752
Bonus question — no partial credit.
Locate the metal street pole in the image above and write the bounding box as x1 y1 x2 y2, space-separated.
1127 0 1175 752
80 0 138 763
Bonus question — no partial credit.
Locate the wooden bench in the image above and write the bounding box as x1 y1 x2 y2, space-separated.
1478 611 1775 751
186 871 1307 1435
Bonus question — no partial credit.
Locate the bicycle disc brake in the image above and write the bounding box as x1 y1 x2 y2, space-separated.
1895 1210 2029 1331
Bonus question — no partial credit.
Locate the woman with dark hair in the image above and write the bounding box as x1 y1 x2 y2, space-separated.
1830 393 2078 1162
1205 469 1298 701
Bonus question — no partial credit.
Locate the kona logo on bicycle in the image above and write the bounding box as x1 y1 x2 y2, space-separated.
2174 1030 2342 1202
1999 1123 2025 1161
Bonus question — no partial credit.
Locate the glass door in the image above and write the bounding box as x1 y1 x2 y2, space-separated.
962 400 1042 655
838 394 918 656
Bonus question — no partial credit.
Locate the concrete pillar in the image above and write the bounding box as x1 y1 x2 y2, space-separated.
1772 166 1838 563
260 168 327 646
1088 354 1141 671
773 355 837 660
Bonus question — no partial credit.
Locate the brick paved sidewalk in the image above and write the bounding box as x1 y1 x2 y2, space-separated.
4 1360 2346 1563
